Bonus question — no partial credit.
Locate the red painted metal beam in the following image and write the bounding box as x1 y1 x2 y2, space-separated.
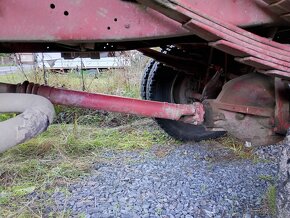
0 82 205 125
0 0 281 43
212 102 273 117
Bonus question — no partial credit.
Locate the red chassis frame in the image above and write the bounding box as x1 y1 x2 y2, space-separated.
0 0 283 51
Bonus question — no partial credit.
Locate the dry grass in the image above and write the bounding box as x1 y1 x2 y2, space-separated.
217 136 255 159
201 135 257 162
0 53 179 216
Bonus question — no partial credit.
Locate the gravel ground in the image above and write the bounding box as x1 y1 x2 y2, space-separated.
31 142 286 218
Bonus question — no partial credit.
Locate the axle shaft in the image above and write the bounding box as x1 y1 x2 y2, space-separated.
0 82 205 125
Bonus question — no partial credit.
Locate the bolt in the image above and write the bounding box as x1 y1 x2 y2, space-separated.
235 113 245 120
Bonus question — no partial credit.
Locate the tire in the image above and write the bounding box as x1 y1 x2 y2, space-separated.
146 62 225 141
140 46 188 100
140 59 155 100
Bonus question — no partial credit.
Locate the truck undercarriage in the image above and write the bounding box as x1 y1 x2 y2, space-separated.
1 0 290 151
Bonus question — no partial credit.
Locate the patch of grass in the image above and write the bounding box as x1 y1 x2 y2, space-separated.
0 113 16 121
218 136 252 158
0 55 148 127
258 175 275 183
0 54 163 216
265 185 277 216
62 124 174 154
0 54 156 216
0 120 173 217
0 53 146 99
208 135 256 160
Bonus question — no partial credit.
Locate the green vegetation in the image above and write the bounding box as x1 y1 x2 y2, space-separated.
0 55 179 216
0 64 142 99
0 55 145 124
0 113 16 121
258 175 275 183
0 122 174 216
265 185 277 216
257 175 277 217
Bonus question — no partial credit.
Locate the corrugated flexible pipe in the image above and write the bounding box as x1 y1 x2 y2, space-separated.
0 93 55 153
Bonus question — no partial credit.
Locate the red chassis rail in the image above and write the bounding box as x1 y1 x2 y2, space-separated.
0 0 283 52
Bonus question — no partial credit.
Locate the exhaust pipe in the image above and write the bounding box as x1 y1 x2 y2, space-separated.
0 93 55 153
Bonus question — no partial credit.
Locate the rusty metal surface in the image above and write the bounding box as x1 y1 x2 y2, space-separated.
201 68 222 100
208 73 278 144
183 0 281 26
210 40 290 69
0 0 281 43
205 102 283 145
212 102 273 117
182 13 290 56
139 0 290 79
215 73 275 110
137 0 281 26
138 48 205 71
274 78 290 134
203 73 283 145
236 57 290 72
0 0 186 42
262 0 290 23
0 82 205 125
259 69 290 80
140 0 289 52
